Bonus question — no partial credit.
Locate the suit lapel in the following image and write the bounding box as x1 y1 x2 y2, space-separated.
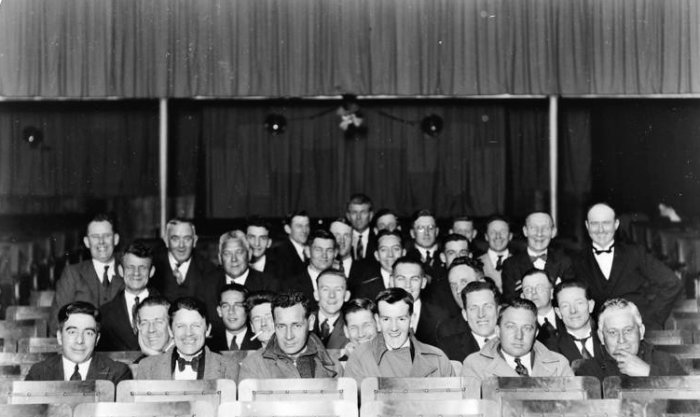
82 261 101 302
606 244 630 289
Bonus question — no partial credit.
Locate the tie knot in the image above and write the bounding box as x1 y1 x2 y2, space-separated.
570 333 591 344
593 245 614 255
177 355 200 372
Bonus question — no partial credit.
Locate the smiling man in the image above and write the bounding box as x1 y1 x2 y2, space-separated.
135 296 174 357
478 215 513 292
286 229 338 308
344 288 453 385
461 298 572 381
312 270 351 349
136 297 240 381
207 284 261 352
239 291 342 379
574 203 682 330
341 298 378 358
26 301 132 384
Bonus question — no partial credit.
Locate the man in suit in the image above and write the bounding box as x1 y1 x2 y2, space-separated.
573 203 683 330
501 211 575 300
152 218 216 302
436 256 487 340
549 280 604 364
406 209 440 271
449 215 479 248
478 215 513 292
330 218 367 281
269 210 310 281
350 230 404 300
286 229 337 307
372 208 400 234
135 296 174 357
437 281 499 361
207 284 261 352
426 234 471 314
199 230 279 330
575 298 686 378
346 193 376 261
52 213 124 332
246 217 278 276
26 301 132 384
462 298 572 381
137 297 240 381
239 291 342 379
521 269 563 346
390 256 448 346
98 242 157 351
312 269 350 349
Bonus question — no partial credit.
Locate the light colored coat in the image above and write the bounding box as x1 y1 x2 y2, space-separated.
136 347 239 382
461 339 572 381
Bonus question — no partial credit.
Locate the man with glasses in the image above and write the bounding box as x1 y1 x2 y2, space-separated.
207 283 261 352
502 212 575 301
286 229 338 310
520 269 563 346
406 209 440 270
575 298 686 378
26 301 132 383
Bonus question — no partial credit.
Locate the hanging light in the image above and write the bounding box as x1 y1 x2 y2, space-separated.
264 114 286 135
421 114 443 137
22 126 43 148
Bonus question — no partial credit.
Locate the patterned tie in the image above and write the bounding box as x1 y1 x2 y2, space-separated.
571 334 592 359
69 364 82 381
173 262 184 285
102 265 110 290
514 358 529 376
356 236 364 260
495 255 504 271
132 296 140 334
320 319 331 340
229 336 239 351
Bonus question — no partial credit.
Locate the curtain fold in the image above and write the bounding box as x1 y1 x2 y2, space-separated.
1 0 698 98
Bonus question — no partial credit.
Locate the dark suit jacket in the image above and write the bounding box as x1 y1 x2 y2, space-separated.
348 263 386 300
285 269 316 302
436 319 481 362
546 327 605 364
25 353 132 385
574 340 687 378
414 300 449 346
207 326 262 352
152 251 216 302
97 289 158 352
51 260 125 331
536 315 565 347
501 248 575 301
573 242 683 329
312 313 349 349
269 239 307 280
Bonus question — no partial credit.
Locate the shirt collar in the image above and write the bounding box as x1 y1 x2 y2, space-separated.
592 241 615 251
62 356 92 380
168 253 192 269
527 248 548 258
488 248 509 262
227 267 250 283
124 289 149 301
91 259 115 279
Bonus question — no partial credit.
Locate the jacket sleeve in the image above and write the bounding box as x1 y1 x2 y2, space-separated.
639 249 683 327
112 362 133 385
460 356 483 381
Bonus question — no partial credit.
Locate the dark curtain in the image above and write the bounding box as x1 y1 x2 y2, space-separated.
1 0 698 98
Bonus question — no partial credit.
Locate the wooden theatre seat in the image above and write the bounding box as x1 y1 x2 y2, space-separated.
501 399 643 417
116 379 236 409
0 403 72 417
74 400 214 417
360 376 480 404
17 337 60 354
644 398 700 416
8 380 115 406
360 399 499 417
4 307 52 322
481 376 602 403
603 375 700 400
220 400 357 417
238 377 357 404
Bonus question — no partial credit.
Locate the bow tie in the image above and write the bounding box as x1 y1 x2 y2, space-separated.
593 245 614 255
529 253 547 262
176 355 201 372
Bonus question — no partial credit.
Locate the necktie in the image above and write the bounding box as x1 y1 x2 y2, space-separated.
320 319 331 340
593 245 614 255
69 364 81 381
425 250 432 266
336 256 345 274
356 236 364 260
102 265 110 290
229 336 239 351
177 355 200 372
571 334 592 359
495 255 504 271
514 358 529 376
132 296 140 333
529 253 547 263
173 262 184 285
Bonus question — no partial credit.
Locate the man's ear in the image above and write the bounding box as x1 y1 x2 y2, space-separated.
439 253 447 264
343 326 349 339
205 324 211 338
639 323 645 340
95 332 101 346
587 299 595 313
307 313 316 331
551 226 558 239
117 265 125 277
420 276 427 289
461 309 468 322
266 239 272 249
149 266 155 278
410 229 416 240
56 329 63 346
314 289 320 302
217 306 224 319
522 225 529 237
554 307 562 320
374 251 380 262
83 236 90 249
114 233 120 247
284 225 292 236
193 234 198 247
343 291 351 303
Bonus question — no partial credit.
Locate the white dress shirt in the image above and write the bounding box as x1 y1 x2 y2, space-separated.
62 357 92 381
91 259 116 284
593 242 615 279
226 268 250 286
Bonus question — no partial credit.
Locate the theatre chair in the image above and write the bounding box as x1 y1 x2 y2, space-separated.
653 344 700 359
482 376 602 403
645 330 694 345
604 375 700 400
238 377 357 405
28 291 54 307
74 400 214 417
0 403 72 417
644 399 700 416
360 377 480 404
117 379 236 409
9 380 115 406
104 351 146 364
0 365 23 381
0 352 52 365
0 319 48 352
17 337 60 354
501 399 643 417
4 307 51 322
666 312 700 331
360 399 499 417
220 400 357 417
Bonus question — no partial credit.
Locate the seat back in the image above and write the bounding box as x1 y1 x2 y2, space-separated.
360 377 480 403
74 400 214 417
104 351 146 364
653 344 700 359
220 400 357 417
16 337 60 354
482 376 602 402
29 291 55 307
360 399 499 417
9 380 115 405
645 330 694 345
0 365 24 381
603 375 700 400
501 399 642 417
644 398 700 416
4 307 52 322
0 352 52 365
116 379 236 409
0 320 48 352
0 403 72 417
238 377 357 404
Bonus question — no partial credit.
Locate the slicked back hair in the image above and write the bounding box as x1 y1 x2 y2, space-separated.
497 298 537 325
391 255 425 276
553 280 592 307
136 296 170 323
86 213 117 235
597 298 643 330
346 193 373 211
284 210 310 226
376 287 414 316
272 291 313 319
448 256 485 275
218 283 249 304
122 241 153 261
58 301 101 332
168 297 209 326
342 298 377 322
245 291 275 314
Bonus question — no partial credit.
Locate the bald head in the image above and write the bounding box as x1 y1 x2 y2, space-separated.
585 203 619 248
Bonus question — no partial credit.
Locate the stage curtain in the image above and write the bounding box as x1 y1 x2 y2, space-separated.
1 0 698 98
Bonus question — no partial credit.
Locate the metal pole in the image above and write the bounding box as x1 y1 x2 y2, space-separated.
159 98 168 237
549 95 559 227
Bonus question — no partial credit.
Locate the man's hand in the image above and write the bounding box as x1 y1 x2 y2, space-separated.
614 351 651 376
